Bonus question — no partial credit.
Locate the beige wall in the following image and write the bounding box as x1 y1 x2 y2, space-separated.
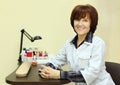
0 0 120 85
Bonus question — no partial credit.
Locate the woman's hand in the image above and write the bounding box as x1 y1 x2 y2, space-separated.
39 65 60 79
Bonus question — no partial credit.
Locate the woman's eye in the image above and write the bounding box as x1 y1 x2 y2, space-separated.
83 19 88 22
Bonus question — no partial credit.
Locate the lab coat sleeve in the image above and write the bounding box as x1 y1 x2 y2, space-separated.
48 40 70 68
81 38 106 85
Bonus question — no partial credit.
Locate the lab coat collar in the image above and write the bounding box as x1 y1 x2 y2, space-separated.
71 32 93 45
84 32 93 44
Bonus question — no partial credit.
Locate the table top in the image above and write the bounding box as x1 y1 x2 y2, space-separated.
6 65 70 85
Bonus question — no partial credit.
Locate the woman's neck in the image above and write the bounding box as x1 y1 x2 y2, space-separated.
77 34 87 47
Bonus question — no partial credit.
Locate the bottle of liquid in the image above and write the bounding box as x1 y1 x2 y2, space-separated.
32 51 37 66
44 51 48 59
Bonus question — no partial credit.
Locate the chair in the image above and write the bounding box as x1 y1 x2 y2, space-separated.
105 62 120 85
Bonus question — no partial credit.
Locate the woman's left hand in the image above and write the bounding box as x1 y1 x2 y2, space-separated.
39 65 60 79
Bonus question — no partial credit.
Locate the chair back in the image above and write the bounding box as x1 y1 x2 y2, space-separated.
106 62 120 85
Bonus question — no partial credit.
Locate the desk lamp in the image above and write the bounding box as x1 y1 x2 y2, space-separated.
18 29 42 64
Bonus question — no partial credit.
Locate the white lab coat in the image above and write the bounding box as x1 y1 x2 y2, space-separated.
49 35 115 85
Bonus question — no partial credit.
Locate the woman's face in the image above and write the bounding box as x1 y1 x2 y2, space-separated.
74 14 91 36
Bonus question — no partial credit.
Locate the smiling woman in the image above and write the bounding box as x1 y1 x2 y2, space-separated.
1 1 120 85
38 4 115 85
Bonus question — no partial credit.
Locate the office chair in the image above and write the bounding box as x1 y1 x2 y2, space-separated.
106 62 120 85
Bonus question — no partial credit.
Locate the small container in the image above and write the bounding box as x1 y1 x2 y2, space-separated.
32 51 37 66
43 51 48 59
26 51 33 62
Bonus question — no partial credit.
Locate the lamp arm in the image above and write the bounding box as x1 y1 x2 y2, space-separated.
23 30 34 42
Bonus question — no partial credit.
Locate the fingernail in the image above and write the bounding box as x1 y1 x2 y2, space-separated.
38 70 41 73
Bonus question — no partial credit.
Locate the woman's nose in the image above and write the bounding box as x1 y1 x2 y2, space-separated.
78 20 83 25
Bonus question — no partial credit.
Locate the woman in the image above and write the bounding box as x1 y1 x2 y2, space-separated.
39 4 115 85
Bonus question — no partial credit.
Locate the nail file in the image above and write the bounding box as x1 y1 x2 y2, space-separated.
16 62 32 77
